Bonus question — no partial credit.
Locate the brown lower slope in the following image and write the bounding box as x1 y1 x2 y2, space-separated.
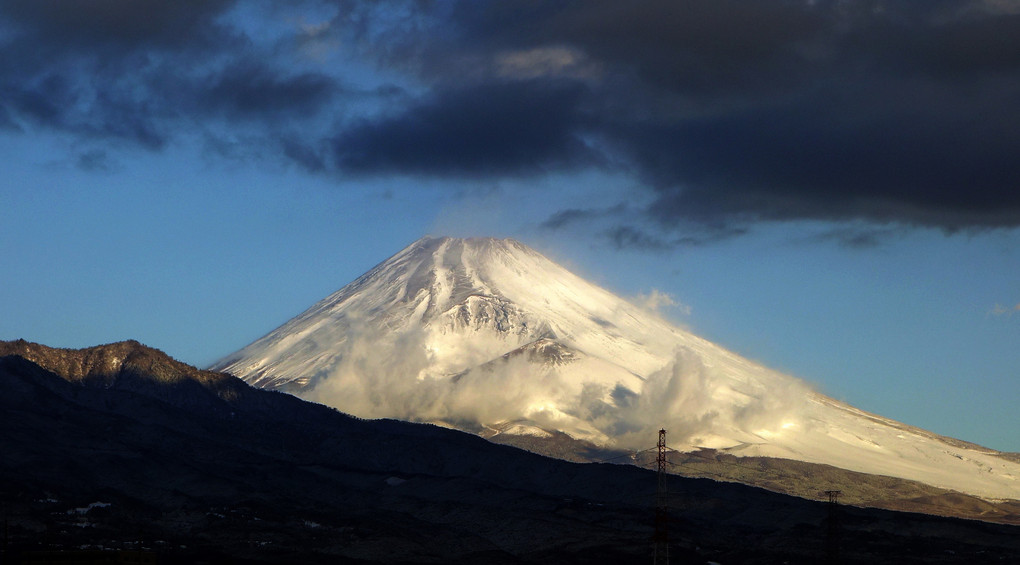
657 449 1020 526
489 425 1020 525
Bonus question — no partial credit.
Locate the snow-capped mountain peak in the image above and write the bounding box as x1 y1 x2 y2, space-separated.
213 236 1020 502
216 236 674 387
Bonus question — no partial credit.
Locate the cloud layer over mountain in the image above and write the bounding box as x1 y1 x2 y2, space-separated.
4 1 1020 243
303 325 811 450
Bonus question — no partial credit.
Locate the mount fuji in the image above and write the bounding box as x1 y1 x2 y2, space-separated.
214 236 1020 503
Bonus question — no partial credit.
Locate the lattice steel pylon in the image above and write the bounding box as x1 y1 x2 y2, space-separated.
825 490 842 564
653 428 669 565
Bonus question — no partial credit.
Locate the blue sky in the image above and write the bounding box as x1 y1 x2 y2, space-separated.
1 0 1019 452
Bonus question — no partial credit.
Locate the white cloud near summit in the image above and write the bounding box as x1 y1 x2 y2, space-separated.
633 289 690 315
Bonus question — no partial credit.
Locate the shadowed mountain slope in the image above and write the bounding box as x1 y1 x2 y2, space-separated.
2 339 1020 563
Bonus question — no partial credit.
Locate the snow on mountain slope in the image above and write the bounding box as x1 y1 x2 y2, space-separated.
213 236 1020 501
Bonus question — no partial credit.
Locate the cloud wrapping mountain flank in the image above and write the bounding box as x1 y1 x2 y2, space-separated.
2 0 1019 239
216 237 1020 500
303 327 808 451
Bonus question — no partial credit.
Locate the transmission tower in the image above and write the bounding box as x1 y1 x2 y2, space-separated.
825 490 841 505
653 428 669 565
824 490 841 564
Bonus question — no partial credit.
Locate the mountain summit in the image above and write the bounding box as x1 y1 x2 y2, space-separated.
214 236 1020 501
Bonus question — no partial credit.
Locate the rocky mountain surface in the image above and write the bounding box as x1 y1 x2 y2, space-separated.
3 339 1020 563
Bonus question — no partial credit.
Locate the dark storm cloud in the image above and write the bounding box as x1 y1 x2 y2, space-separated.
446 0 830 98
3 0 1020 235
332 80 597 177
629 84 1020 230
0 0 337 156
1 0 234 49
195 63 339 122
339 0 1020 234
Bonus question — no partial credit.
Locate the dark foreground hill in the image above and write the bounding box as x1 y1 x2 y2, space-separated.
1 339 1018 564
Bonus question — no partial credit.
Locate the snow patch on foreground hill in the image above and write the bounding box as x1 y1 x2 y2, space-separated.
214 236 1020 501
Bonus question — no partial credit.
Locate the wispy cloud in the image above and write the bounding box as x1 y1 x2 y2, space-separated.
303 325 809 450
539 203 628 231
632 289 691 316
988 303 1020 317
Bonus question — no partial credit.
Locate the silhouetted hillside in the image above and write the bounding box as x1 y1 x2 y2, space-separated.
1 340 1019 564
